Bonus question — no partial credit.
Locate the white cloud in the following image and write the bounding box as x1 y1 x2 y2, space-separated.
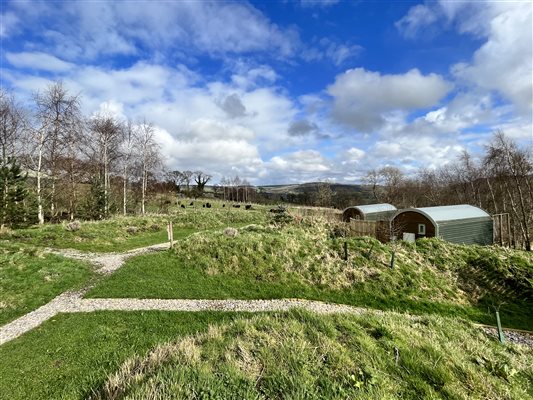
6 51 75 72
4 1 300 61
451 3 532 115
397 2 532 117
266 150 331 183
0 11 20 38
395 4 438 38
327 68 452 131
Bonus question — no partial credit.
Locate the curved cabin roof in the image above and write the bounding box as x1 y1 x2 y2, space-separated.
344 203 396 216
394 204 491 227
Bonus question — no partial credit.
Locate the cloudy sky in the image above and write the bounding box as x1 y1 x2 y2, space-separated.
1 0 532 184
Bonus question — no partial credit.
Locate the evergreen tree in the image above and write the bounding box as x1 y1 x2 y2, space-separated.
0 157 28 228
83 177 107 220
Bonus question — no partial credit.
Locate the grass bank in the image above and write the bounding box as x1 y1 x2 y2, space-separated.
93 310 533 400
0 243 93 326
87 219 533 330
0 311 243 400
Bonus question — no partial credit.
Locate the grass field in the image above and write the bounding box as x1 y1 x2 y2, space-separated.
0 243 94 325
0 311 244 400
92 310 533 400
86 220 533 330
2 206 532 399
0 204 267 252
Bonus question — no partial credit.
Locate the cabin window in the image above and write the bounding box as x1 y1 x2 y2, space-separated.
418 224 426 235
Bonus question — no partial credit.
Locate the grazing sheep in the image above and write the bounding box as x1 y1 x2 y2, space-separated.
222 204 225 207
202 204 205 208
206 203 212 208
190 201 194 206
180 204 185 208
233 204 241 208
245 204 252 210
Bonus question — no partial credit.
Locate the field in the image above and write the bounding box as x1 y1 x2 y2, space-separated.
1 203 532 399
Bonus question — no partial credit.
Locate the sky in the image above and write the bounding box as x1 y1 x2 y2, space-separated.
1 0 532 185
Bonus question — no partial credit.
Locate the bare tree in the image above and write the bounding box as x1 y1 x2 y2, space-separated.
135 121 160 215
484 131 532 250
0 90 26 163
88 112 122 215
314 181 333 207
118 120 136 215
34 82 82 219
193 171 212 197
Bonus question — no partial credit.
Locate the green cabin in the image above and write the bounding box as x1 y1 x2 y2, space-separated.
342 203 397 222
392 204 493 245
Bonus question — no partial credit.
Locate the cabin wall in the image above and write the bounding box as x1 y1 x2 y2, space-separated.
438 219 493 245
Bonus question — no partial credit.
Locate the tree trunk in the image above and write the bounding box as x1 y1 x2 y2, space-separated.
123 166 127 216
37 135 44 225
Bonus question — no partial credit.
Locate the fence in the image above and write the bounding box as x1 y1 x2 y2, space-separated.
347 219 390 242
492 213 511 247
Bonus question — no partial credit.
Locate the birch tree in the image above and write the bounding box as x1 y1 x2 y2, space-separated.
119 120 136 215
135 121 160 215
88 113 122 215
34 82 81 219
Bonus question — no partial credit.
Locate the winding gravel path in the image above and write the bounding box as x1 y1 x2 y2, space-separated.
0 293 367 346
1 241 532 348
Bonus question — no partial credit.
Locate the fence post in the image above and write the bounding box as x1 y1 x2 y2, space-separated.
344 241 348 261
390 251 395 268
495 310 505 344
167 221 174 249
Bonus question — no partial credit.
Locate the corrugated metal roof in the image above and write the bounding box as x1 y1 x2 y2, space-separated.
414 204 491 223
351 203 397 214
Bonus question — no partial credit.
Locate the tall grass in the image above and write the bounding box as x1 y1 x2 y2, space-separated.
92 310 533 400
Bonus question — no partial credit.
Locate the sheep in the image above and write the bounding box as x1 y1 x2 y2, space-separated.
245 204 252 210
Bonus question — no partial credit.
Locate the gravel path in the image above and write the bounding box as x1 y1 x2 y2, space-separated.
2 242 532 348
0 293 367 346
46 241 172 274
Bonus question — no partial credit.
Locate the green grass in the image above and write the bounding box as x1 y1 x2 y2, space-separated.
0 205 268 252
86 220 533 330
0 311 244 400
0 243 94 325
92 310 533 400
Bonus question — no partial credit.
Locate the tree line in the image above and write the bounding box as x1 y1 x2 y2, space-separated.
1 82 163 226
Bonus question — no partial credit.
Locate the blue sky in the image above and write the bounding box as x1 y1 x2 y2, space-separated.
1 0 532 184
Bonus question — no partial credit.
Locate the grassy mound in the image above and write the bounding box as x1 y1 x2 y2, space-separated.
92 310 533 400
87 217 533 329
0 242 94 325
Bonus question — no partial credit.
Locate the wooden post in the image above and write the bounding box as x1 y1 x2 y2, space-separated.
167 221 174 249
390 251 395 268
496 311 505 344
343 241 348 261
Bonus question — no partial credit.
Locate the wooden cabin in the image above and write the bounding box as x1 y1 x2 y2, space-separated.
392 204 493 245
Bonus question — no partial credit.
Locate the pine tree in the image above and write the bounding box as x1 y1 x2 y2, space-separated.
83 177 107 220
0 157 28 228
